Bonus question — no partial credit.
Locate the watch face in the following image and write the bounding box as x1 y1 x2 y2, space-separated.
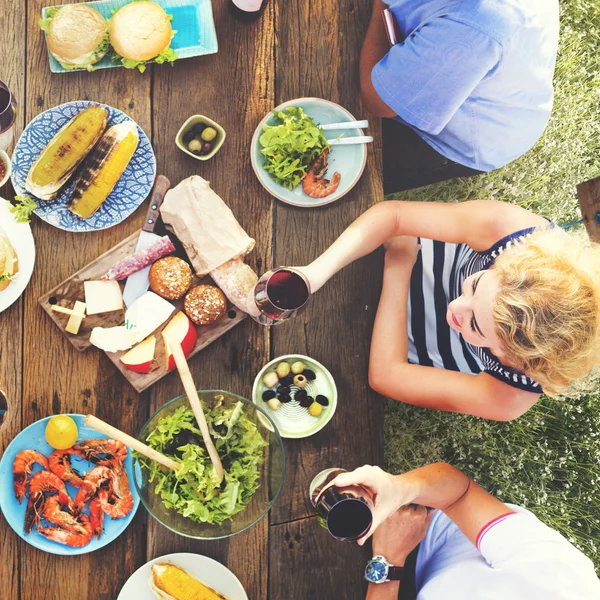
365 560 388 583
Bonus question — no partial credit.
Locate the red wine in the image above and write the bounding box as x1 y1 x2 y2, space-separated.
228 0 268 21
327 498 373 541
0 88 10 114
266 269 310 311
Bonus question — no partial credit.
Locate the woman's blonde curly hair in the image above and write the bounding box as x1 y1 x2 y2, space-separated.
492 228 600 397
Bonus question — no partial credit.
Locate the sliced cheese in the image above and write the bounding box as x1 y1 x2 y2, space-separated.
84 280 124 315
124 291 175 342
89 326 137 352
65 301 86 335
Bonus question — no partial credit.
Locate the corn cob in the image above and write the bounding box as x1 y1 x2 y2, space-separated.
25 105 108 200
68 121 139 219
149 563 228 600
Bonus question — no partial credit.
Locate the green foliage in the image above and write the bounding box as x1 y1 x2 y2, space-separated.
384 0 600 571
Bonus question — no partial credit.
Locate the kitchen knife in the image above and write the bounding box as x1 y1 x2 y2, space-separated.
122 175 171 307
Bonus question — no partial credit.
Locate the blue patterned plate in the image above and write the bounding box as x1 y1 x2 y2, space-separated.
0 414 139 556
41 0 218 74
11 101 156 232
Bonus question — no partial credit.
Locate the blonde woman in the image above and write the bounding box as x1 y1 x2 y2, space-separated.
298 201 600 421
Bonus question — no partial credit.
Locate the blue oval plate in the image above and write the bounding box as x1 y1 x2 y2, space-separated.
0 414 139 555
250 97 368 208
11 100 156 232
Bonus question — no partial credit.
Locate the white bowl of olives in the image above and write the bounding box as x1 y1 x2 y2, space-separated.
252 354 338 439
176 115 226 161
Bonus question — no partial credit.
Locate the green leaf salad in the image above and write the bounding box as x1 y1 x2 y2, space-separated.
259 107 330 190
136 399 267 525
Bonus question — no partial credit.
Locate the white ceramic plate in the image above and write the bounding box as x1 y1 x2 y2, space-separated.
0 198 35 313
252 354 338 439
117 552 248 600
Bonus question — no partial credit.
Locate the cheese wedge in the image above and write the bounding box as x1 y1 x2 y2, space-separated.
84 280 123 315
149 563 228 600
89 326 137 352
124 291 175 342
66 301 86 335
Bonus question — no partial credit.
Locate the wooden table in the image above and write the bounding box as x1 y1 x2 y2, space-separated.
0 1 384 598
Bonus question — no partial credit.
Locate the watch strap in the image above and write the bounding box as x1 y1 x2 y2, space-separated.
387 566 404 581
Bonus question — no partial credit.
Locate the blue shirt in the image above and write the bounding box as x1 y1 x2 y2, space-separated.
373 0 559 171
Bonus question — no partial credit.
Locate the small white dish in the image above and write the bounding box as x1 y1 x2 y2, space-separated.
0 150 11 187
252 354 338 439
117 552 248 600
0 198 35 314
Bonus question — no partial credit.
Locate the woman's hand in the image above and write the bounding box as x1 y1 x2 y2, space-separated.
372 505 433 566
331 465 418 545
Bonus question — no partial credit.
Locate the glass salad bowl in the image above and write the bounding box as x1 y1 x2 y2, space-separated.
134 390 286 540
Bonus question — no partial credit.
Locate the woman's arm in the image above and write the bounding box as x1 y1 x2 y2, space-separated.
361 0 397 117
300 200 546 292
333 463 513 548
369 239 540 421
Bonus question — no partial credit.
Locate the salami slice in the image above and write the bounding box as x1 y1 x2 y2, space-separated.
104 235 176 280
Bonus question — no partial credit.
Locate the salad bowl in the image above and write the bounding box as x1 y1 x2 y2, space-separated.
251 97 368 208
134 391 286 540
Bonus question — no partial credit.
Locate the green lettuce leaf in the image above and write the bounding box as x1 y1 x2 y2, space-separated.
38 6 60 33
113 45 177 73
259 106 330 190
9 195 37 224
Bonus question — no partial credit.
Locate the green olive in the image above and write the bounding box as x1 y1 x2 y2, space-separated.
201 127 218 142
188 139 203 154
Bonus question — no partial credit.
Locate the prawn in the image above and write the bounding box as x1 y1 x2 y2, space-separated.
43 496 88 535
13 449 49 503
37 514 93 548
73 465 113 514
98 464 133 519
302 149 341 199
89 496 105 539
24 471 71 534
72 439 127 467
48 449 84 488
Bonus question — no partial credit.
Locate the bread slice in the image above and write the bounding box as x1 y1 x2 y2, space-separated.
0 233 18 292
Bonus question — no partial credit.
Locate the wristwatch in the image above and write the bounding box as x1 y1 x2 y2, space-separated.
364 555 404 584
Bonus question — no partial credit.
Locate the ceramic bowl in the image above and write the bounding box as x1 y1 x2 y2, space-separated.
176 115 226 161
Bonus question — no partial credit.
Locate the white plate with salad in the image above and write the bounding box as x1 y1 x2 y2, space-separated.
117 552 248 600
251 97 368 208
0 198 35 314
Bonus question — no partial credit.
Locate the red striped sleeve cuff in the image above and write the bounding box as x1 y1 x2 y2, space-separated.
476 512 516 550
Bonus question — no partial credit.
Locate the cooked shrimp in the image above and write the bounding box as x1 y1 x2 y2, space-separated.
43 496 87 535
73 439 127 467
99 464 133 519
37 514 93 548
302 149 341 198
48 449 84 488
73 466 113 513
13 449 49 503
89 496 105 539
24 471 71 534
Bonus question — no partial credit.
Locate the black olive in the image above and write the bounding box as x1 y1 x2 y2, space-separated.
182 130 195 143
279 394 292 403
300 395 313 408
262 390 277 401
279 375 294 387
294 389 308 403
192 123 207 136
316 394 329 406
303 369 316 380
277 386 290 395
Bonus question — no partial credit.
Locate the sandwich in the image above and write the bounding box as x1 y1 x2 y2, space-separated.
149 563 228 600
109 1 177 73
39 4 109 71
0 232 18 292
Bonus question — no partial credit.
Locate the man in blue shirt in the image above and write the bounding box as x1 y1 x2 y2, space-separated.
362 0 559 193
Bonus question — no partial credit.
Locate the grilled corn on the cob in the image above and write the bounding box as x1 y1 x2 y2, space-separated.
25 105 108 200
68 120 139 219
149 563 228 600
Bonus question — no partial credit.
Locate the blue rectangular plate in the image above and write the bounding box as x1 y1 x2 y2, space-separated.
42 0 218 74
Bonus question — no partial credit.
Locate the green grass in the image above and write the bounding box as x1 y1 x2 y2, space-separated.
384 0 600 570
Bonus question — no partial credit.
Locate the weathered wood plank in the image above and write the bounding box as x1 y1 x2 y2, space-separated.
146 3 275 599
577 176 600 243
270 0 384 527
269 516 370 600
19 1 152 598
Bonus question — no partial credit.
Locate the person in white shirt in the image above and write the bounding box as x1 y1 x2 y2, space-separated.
330 463 600 599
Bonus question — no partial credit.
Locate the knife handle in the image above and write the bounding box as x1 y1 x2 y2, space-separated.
143 175 171 233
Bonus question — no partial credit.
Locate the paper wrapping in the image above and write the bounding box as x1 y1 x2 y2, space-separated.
160 176 255 276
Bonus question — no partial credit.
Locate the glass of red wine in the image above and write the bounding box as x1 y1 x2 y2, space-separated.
310 468 374 542
0 80 17 152
251 267 311 326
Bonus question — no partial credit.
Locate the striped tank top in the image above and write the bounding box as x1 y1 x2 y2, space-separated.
408 227 542 393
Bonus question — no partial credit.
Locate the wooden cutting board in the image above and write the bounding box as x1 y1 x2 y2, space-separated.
39 230 247 393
